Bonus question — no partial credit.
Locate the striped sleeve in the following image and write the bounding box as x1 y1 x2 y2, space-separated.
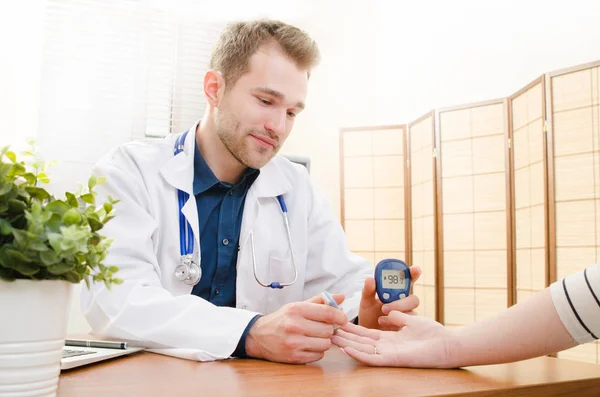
550 263 600 344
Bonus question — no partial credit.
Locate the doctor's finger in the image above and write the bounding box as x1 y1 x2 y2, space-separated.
361 277 377 301
306 292 345 306
298 318 336 338
381 294 420 315
409 266 422 284
301 335 333 353
299 303 348 326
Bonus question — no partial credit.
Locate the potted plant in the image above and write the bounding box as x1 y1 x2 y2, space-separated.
0 144 121 396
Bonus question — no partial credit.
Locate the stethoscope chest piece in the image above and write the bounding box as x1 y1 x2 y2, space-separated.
174 254 201 285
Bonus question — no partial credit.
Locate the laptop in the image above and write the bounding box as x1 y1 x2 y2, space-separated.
61 339 143 370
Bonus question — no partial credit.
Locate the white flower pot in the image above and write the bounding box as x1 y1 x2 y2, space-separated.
0 279 72 397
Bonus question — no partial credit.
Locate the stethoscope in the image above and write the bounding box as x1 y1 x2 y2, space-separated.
172 131 299 289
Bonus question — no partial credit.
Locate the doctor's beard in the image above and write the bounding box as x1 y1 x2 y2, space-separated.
215 108 281 169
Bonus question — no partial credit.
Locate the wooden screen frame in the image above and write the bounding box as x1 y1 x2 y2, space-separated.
546 60 600 362
407 111 441 321
436 98 510 323
338 125 410 263
546 60 600 286
507 75 548 307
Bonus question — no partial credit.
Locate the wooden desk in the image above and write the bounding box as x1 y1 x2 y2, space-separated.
58 347 600 396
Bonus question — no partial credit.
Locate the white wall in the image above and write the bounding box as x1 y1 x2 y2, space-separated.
0 1 45 148
285 0 600 219
2 0 600 334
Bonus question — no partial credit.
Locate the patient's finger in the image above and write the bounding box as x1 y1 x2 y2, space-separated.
338 322 382 340
331 335 376 355
343 347 386 367
334 328 379 345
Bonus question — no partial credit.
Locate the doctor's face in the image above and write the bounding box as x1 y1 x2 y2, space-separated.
214 44 309 169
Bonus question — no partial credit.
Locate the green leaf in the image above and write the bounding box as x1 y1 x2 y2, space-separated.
37 172 50 184
0 219 12 235
32 160 44 170
40 250 60 266
103 202 113 214
0 182 14 195
4 247 33 264
11 229 48 251
22 173 36 185
62 208 82 225
46 213 62 232
0 163 12 179
88 217 104 232
0 266 15 281
97 176 107 184
14 261 40 276
65 192 79 207
47 262 75 275
8 163 26 177
8 199 27 213
62 270 81 283
102 215 115 225
5 151 16 163
46 200 70 216
25 186 51 201
88 175 97 190
81 193 95 205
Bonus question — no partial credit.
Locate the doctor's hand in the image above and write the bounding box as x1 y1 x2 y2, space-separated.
245 293 347 364
331 311 455 368
358 266 421 330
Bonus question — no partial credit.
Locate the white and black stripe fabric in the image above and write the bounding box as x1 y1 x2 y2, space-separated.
551 263 600 344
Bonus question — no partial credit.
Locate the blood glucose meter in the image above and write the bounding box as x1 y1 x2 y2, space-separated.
375 259 411 304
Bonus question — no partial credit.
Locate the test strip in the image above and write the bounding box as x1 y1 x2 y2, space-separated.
321 291 339 309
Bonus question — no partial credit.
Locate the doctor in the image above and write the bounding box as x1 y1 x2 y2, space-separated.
82 19 420 364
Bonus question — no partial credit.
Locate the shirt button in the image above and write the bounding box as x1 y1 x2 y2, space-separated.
228 190 234 196
222 238 229 246
215 289 220 295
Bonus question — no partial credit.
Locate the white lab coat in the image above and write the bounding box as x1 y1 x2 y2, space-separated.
81 120 372 361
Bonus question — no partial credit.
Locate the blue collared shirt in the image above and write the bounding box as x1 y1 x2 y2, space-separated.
190 142 260 356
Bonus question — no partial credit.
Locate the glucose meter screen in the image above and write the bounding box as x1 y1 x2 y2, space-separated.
382 270 406 289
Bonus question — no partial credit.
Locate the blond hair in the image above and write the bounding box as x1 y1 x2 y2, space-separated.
209 19 320 87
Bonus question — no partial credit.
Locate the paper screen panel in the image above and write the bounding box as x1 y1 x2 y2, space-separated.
440 102 508 326
341 127 406 266
511 82 547 304
552 67 600 363
409 115 436 319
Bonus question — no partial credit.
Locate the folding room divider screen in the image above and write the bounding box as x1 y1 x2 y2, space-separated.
408 112 438 320
338 60 600 363
508 77 548 306
339 126 409 266
549 62 600 363
437 100 510 328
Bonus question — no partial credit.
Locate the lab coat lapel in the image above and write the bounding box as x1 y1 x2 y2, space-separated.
159 122 201 257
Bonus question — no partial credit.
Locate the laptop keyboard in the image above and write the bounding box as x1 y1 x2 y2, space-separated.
62 349 96 359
